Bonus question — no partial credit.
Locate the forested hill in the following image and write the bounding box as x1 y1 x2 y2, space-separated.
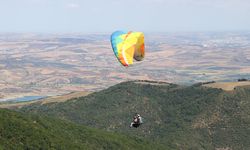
20 80 250 150
0 108 163 150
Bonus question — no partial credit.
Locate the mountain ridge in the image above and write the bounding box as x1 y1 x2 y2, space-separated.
20 80 250 149
2 80 250 149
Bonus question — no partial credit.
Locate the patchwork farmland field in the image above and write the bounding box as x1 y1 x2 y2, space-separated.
0 32 250 100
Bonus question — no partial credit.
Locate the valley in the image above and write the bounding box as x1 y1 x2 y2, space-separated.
0 32 250 101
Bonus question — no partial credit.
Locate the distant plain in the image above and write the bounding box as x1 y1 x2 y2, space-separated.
0 32 250 100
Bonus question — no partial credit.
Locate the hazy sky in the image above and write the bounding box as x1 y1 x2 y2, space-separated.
0 0 250 33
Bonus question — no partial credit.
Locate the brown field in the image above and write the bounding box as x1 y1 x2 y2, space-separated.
203 81 250 91
0 91 90 109
0 32 249 101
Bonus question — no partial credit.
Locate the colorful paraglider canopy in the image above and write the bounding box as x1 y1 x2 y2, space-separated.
111 31 145 67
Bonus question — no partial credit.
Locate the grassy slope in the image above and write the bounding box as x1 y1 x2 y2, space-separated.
0 108 163 150
20 81 250 150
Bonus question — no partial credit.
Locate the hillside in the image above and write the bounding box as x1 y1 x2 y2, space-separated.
20 80 250 150
0 108 163 150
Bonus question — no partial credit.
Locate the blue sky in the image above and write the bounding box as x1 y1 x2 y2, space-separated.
0 0 250 33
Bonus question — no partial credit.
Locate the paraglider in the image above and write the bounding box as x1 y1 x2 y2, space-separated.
130 113 143 128
110 31 145 67
110 31 145 128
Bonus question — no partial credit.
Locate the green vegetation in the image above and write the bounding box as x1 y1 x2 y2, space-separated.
0 108 163 150
20 81 250 149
